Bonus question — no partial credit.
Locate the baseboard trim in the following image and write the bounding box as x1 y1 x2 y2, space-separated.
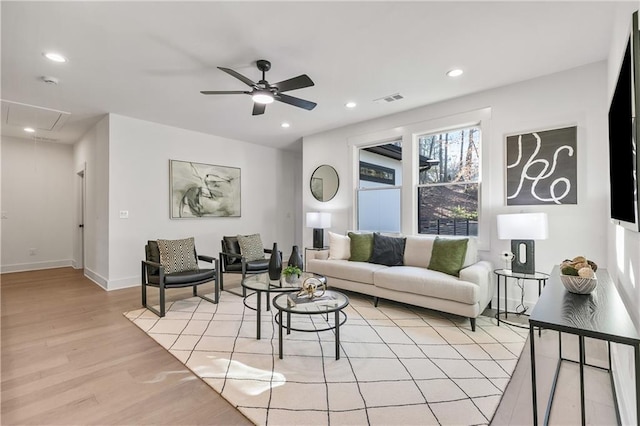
83 268 108 290
1 260 73 274
106 277 140 291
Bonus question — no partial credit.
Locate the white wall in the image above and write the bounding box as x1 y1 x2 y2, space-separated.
303 61 609 310
105 114 299 289
2 112 300 288
607 7 640 426
1 136 75 272
73 115 110 287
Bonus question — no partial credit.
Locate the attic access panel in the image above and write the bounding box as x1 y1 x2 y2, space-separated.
1 100 70 132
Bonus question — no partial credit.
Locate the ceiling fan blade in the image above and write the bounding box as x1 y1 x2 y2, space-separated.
272 74 314 93
276 93 317 110
252 103 266 116
217 67 256 87
200 90 249 95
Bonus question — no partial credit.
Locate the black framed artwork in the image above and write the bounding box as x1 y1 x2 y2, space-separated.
505 126 577 205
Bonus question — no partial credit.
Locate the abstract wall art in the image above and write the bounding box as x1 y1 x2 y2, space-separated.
170 160 241 218
505 126 577 205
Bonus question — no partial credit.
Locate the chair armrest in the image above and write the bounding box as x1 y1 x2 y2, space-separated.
219 250 244 261
141 259 164 284
142 259 162 269
197 255 216 263
263 248 283 257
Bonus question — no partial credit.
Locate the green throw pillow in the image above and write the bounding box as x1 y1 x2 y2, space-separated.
348 232 374 262
427 237 469 277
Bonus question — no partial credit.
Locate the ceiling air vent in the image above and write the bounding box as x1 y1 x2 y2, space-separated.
34 136 59 142
374 93 404 104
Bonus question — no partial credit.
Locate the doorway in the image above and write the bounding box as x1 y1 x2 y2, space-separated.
76 167 85 269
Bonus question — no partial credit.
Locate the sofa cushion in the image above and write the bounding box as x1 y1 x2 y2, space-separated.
328 231 350 260
225 258 270 272
157 237 198 274
428 237 469 277
369 233 406 266
237 234 265 261
348 232 374 262
374 266 479 305
307 259 386 285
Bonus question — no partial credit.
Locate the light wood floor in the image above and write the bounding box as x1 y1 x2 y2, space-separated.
1 268 251 425
1 268 617 425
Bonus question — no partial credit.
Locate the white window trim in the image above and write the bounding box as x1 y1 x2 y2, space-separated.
348 107 492 250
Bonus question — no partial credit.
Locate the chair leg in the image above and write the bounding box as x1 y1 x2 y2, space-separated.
141 261 148 308
470 317 476 332
159 282 166 317
215 261 220 303
219 271 225 291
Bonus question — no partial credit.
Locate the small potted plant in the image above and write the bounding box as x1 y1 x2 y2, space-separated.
282 265 302 284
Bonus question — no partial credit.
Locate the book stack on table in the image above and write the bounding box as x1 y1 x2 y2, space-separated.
286 293 338 308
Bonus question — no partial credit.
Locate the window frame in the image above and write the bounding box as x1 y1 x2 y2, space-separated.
348 107 491 250
354 137 404 233
416 125 482 237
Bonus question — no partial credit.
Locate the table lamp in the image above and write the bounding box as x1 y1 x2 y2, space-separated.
307 212 331 249
497 212 548 274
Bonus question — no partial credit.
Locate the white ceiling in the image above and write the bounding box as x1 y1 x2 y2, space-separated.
1 1 636 150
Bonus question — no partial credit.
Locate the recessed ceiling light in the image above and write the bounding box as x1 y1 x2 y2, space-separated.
24 127 35 133
447 69 464 77
43 52 67 63
345 101 357 109
281 122 290 128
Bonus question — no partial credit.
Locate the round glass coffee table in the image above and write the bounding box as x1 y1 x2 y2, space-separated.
272 289 349 360
241 271 326 340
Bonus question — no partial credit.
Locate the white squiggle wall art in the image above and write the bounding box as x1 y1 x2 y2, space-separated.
505 126 577 205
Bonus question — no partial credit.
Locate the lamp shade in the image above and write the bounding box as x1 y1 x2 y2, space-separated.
306 212 331 229
497 213 548 240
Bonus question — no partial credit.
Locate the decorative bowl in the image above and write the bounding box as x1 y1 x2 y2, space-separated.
560 274 597 295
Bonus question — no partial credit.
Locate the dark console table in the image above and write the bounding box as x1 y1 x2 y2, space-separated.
528 267 640 425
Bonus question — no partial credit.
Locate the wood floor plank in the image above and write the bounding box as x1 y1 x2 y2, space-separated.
1 268 251 425
2 268 616 425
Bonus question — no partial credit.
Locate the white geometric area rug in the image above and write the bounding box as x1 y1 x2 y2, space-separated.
124 291 526 426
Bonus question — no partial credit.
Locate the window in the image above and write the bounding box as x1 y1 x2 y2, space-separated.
356 141 402 232
417 127 480 236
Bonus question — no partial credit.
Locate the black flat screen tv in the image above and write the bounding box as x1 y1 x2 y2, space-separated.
608 11 640 232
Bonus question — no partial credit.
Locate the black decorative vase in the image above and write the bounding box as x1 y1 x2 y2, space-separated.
288 245 304 271
268 242 282 281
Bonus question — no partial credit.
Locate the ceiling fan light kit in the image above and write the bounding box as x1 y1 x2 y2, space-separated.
252 90 274 104
201 59 316 116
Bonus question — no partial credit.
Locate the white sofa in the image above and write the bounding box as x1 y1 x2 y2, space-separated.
306 234 494 331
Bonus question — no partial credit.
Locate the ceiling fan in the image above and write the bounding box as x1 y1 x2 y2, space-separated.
200 59 317 116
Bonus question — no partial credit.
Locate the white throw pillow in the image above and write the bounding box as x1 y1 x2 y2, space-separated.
328 231 350 260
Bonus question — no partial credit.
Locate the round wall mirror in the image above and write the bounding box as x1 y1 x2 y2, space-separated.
310 165 339 202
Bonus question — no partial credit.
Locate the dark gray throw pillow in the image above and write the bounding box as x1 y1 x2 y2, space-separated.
369 233 406 266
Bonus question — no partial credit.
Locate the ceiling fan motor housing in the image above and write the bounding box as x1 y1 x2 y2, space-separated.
256 59 271 72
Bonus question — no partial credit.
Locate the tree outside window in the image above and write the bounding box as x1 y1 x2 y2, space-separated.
417 127 480 236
